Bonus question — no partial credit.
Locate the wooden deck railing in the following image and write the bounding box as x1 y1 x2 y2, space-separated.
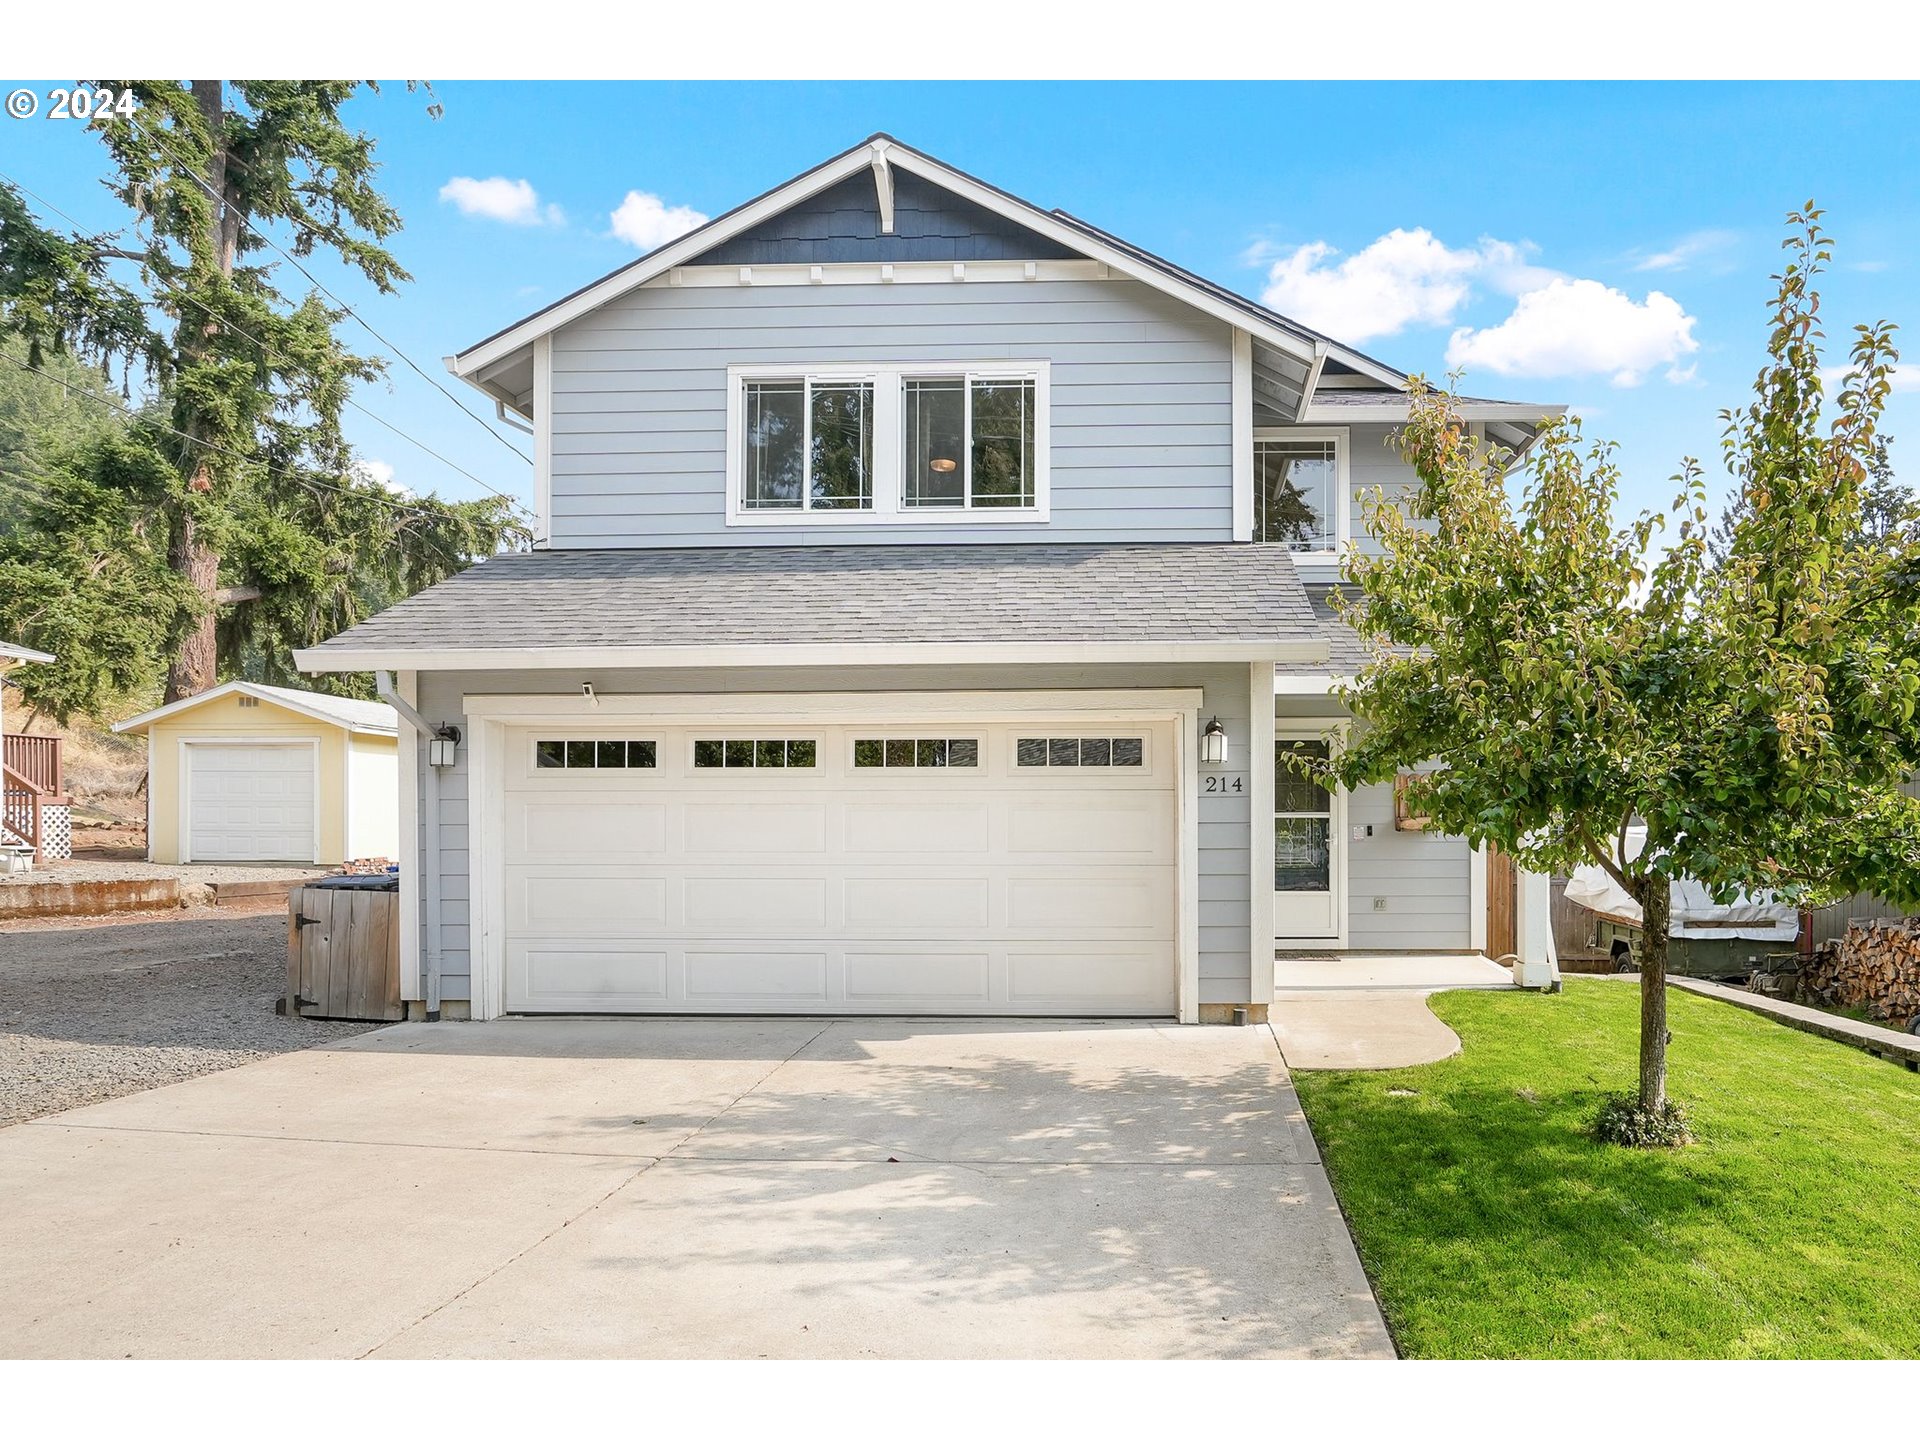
3 733 63 798
3 764 43 854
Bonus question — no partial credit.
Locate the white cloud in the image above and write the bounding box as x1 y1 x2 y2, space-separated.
1446 278 1699 387
1633 229 1738 273
439 176 562 227
1253 229 1558 345
354 459 412 498
609 190 709 251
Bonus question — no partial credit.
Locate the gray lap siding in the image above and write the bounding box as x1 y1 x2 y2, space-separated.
547 278 1234 547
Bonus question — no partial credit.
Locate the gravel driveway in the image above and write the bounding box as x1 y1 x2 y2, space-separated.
0 910 386 1127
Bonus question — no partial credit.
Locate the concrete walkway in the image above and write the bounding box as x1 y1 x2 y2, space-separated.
0 1018 1393 1360
1271 954 1514 1070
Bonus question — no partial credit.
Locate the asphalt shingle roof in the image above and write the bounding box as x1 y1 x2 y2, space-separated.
306 543 1323 656
1274 584 1369 675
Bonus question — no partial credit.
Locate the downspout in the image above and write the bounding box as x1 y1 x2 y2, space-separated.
377 670 448 1021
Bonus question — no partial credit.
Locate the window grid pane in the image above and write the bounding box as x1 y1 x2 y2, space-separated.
743 381 805 510
904 377 966 508
537 739 656 769
969 378 1033 507
695 738 817 769
808 382 873 510
1255 438 1338 550
854 737 979 768
1019 737 1145 768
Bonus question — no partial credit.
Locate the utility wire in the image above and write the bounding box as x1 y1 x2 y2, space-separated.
0 349 481 522
0 168 534 519
124 114 534 467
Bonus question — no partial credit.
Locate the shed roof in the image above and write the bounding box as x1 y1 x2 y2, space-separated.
113 681 399 737
295 542 1329 672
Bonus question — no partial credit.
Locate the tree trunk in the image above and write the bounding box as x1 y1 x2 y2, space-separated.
1636 875 1671 1112
163 496 220 703
161 82 236 705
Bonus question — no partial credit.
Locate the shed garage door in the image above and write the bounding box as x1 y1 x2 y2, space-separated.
499 720 1177 1015
185 743 317 862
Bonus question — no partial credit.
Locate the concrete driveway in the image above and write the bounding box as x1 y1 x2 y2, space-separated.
0 1018 1392 1359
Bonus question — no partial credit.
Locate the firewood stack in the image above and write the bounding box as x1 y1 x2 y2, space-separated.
1801 918 1920 1027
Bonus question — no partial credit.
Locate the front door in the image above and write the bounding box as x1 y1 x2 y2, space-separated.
1274 735 1342 941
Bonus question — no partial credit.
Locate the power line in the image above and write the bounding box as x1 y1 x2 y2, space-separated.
0 168 534 520
124 113 534 468
164 286 533 517
0 349 484 523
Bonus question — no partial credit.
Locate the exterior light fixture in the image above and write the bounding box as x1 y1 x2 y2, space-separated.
427 726 461 769
1201 716 1228 767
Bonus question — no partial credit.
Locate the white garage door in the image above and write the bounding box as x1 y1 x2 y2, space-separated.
185 743 317 862
499 721 1177 1016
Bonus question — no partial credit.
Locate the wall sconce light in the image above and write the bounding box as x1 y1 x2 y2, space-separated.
427 726 461 769
1201 716 1228 767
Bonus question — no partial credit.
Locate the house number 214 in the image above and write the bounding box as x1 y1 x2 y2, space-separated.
1203 775 1245 793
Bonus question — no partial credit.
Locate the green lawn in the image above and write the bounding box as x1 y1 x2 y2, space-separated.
1291 979 1920 1358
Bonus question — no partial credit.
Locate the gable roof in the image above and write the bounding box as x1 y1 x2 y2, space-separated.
113 681 399 737
293 543 1329 672
447 134 1415 392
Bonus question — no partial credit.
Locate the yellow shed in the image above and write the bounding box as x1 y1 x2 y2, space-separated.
114 681 400 865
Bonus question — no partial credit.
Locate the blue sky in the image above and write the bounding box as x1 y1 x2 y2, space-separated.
4 80 1917 524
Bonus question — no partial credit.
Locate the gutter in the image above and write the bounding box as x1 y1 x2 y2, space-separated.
376 670 457 1022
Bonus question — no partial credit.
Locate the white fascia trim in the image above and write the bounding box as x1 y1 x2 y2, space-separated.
460 687 1206 722
0 642 55 664
113 679 400 737
447 139 1399 389
1298 401 1568 425
449 144 877 378
295 639 1330 674
1273 673 1355 695
656 259 1105 289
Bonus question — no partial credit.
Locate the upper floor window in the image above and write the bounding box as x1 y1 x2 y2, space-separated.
728 363 1049 525
1255 430 1346 553
742 378 874 511
904 376 1036 510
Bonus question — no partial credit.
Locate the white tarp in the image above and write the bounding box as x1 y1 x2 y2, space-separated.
1562 825 1799 942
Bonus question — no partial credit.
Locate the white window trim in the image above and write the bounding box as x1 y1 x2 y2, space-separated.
725 360 1051 526
1253 425 1349 559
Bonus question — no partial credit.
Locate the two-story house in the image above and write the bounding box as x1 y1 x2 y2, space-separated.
296 136 1562 1023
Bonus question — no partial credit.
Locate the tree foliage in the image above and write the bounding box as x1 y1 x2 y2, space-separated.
0 82 527 713
1314 206 1920 1120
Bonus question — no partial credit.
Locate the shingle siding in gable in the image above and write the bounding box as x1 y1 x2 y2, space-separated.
547 275 1235 548
687 171 1080 266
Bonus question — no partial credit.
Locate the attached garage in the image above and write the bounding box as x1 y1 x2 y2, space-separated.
493 716 1178 1016
115 681 401 865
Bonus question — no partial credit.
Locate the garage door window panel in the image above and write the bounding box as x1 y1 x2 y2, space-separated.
853 737 980 769
694 738 819 769
535 738 658 770
1017 737 1148 769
